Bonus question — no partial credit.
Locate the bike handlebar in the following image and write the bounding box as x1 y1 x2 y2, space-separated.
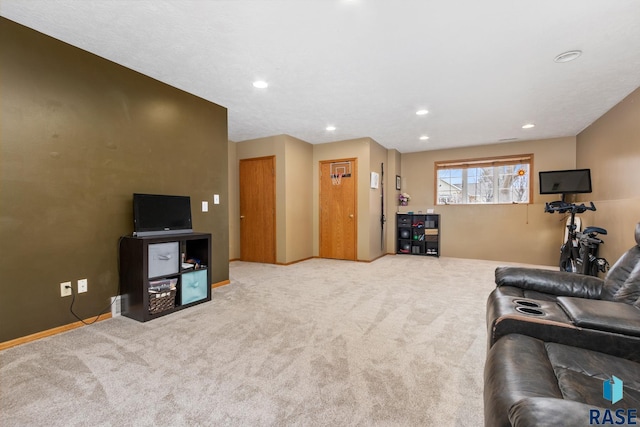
581 235 604 245
544 201 596 214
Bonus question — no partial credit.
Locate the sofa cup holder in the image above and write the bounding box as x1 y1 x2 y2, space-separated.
515 306 545 316
513 299 541 308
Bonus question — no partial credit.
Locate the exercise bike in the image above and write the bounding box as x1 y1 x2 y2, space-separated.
544 201 609 276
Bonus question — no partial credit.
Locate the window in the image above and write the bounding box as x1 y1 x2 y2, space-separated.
435 154 533 205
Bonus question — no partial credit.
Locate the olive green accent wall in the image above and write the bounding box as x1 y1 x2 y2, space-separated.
0 18 229 342
575 86 640 262
400 137 577 265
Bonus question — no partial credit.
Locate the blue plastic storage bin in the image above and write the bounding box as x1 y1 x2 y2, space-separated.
181 270 208 305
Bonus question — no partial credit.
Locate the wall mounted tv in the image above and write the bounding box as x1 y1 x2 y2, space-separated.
539 169 592 197
133 193 193 237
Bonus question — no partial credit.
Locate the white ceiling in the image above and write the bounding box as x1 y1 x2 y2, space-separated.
2 0 639 153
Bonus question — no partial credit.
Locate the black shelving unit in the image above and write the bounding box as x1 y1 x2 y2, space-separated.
119 232 212 322
396 213 440 257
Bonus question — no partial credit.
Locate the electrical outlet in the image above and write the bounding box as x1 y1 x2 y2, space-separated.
60 281 72 297
78 278 88 293
214 194 220 204
111 295 122 317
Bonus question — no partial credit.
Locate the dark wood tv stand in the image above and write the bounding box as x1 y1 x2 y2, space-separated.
119 232 212 322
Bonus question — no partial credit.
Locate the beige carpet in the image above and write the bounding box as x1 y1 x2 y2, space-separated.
0 256 532 426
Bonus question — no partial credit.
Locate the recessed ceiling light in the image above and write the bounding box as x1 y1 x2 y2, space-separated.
252 80 268 89
416 109 429 116
554 50 582 63
326 125 336 131
522 123 535 129
419 135 429 140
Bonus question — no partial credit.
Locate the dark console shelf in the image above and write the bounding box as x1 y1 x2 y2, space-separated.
119 232 212 322
396 213 440 257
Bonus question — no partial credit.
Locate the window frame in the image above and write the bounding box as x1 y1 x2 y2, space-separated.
434 153 534 205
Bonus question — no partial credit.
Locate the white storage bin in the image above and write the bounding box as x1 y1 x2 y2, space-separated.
148 242 179 278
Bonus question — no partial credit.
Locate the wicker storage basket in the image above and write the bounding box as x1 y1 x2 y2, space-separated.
148 288 177 314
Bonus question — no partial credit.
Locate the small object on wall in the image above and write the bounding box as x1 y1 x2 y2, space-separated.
396 175 401 190
370 172 379 189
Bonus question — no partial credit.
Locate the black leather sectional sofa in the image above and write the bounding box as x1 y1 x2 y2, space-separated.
485 334 640 427
484 224 640 426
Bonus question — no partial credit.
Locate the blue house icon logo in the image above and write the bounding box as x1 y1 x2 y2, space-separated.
590 376 635 424
603 376 624 404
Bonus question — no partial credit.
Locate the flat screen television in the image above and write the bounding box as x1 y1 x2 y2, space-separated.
133 193 193 237
539 169 592 195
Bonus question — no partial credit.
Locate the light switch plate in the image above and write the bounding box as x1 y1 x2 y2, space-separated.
214 194 220 205
202 201 209 212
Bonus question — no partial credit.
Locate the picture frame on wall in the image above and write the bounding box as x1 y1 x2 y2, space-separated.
370 172 379 189
396 175 401 190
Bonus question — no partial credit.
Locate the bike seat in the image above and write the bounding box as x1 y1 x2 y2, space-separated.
583 226 607 235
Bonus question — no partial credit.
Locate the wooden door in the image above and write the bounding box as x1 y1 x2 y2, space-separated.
320 159 357 260
239 156 276 263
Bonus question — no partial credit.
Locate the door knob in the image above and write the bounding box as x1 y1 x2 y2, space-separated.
240 215 245 219
349 214 354 218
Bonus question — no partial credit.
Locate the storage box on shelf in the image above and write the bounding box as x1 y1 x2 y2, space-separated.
119 232 212 322
396 213 440 257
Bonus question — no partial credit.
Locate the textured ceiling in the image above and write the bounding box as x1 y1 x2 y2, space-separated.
2 0 639 152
